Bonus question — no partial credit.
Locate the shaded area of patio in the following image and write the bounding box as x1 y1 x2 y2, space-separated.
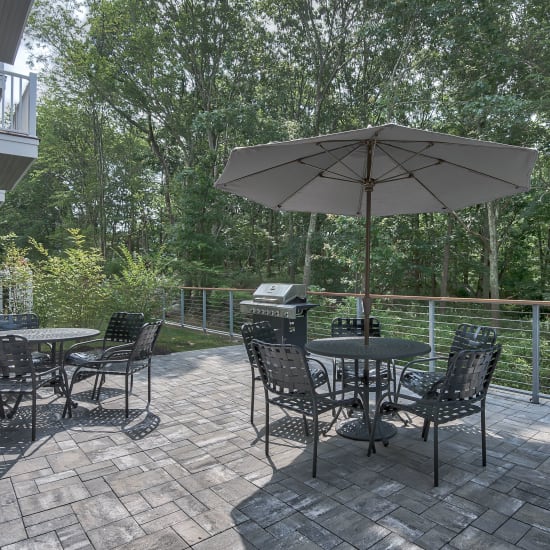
1 345 550 549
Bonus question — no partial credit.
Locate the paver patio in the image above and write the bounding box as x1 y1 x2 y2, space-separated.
1 345 550 549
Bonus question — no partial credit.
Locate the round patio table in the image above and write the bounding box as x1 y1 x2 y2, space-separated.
0 327 100 364
306 336 431 445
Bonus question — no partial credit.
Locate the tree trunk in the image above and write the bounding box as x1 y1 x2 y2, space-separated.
441 214 452 297
487 201 500 322
303 213 317 287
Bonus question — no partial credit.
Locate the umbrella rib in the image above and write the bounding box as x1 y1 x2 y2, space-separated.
376 143 453 210
381 141 526 190
277 141 367 208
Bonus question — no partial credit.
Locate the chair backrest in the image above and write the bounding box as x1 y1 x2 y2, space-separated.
252 339 313 397
450 324 496 354
0 313 40 330
241 321 278 367
439 344 501 402
330 317 381 338
0 335 34 378
104 312 145 344
129 320 163 363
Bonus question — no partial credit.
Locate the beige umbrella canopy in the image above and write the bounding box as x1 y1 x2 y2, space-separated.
215 124 538 343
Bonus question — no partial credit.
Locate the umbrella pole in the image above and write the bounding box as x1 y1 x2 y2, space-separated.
363 184 372 345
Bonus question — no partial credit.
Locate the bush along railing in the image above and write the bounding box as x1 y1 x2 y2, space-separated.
161 287 550 403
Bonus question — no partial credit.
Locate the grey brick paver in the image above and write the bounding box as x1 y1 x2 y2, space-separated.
1 348 550 549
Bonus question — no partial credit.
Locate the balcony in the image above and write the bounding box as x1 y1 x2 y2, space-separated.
0 67 38 193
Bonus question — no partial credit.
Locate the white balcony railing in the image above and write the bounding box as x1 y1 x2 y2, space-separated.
0 66 37 137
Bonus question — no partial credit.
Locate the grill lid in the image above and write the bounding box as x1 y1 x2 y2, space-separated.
252 283 306 304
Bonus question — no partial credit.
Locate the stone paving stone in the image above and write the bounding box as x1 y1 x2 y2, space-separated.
370 532 424 549
192 527 256 550
470 508 508 534
171 517 211 545
237 490 295 528
346 488 400 522
513 503 550 534
25 509 78 540
448 525 519 549
174 493 209 517
517 526 550 549
114 527 189 549
18 483 91 516
378 506 437 541
2 530 63 549
421 500 479 533
109 467 174 498
317 504 390 547
57 522 94 549
0 517 27 547
71 491 130 531
454 482 524 515
494 518 531 545
86 516 145 550
140 508 190 534
235 518 278 547
414 524 457 549
268 511 342 550
47 449 91 473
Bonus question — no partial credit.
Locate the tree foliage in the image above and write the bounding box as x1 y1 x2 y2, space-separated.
1 0 547 300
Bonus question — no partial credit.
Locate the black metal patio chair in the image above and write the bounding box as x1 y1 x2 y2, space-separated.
0 313 51 365
252 339 357 477
0 334 72 440
241 321 330 424
396 323 497 398
64 320 163 417
330 317 391 412
64 312 144 398
378 344 502 486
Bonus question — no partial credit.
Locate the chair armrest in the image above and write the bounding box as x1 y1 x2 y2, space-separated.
398 354 448 378
307 357 331 390
100 344 133 361
64 338 105 356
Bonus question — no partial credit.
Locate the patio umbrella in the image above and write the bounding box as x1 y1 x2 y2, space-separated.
214 124 538 343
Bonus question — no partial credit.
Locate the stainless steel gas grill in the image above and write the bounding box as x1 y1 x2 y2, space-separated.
240 283 317 347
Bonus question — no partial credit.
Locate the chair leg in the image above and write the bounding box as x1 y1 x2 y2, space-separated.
59 368 73 419
250 369 255 424
312 413 319 478
31 390 37 441
125 375 129 417
302 414 309 436
147 363 151 406
265 397 270 457
422 418 431 441
481 403 487 466
433 421 439 487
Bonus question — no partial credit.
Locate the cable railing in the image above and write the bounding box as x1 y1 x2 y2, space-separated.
157 286 550 403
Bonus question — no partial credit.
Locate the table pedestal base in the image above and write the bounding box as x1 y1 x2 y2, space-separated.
336 418 397 442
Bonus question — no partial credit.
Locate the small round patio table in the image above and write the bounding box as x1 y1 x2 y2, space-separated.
306 336 431 445
0 327 100 364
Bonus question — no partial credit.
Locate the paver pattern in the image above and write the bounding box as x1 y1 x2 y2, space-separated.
1 345 550 549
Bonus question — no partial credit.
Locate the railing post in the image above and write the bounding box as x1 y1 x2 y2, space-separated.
229 290 234 337
356 297 362 318
28 73 37 136
532 304 540 404
184 288 189 327
202 289 207 332
429 300 436 366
